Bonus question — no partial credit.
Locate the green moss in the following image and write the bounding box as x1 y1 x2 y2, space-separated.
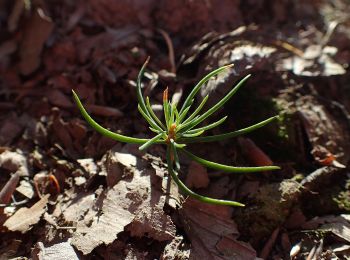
235 180 301 246
333 179 350 211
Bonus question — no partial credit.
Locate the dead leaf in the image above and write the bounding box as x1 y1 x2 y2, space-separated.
238 137 273 167
4 194 49 233
16 180 34 199
47 89 73 108
59 192 96 223
126 193 176 241
67 119 87 141
19 7 54 75
85 104 123 118
71 167 175 254
145 153 181 209
99 150 137 187
185 161 209 189
180 198 257 260
32 241 79 260
112 151 137 167
51 108 77 157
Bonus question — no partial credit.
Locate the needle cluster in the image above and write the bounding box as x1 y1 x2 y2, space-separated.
72 58 280 206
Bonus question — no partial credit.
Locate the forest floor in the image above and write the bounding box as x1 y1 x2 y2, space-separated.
0 0 350 259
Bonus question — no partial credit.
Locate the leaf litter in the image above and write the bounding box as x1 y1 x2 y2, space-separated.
71 153 176 255
1 0 350 258
4 194 49 233
180 198 257 260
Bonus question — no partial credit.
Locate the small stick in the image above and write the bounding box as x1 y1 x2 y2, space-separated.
259 227 280 259
0 172 20 204
158 28 176 74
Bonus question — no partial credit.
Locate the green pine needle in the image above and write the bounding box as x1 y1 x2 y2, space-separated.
72 59 280 207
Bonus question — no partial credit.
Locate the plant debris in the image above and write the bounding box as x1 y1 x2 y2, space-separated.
4 194 49 233
1 0 350 258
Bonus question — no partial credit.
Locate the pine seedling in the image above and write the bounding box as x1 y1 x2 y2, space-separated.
72 58 280 207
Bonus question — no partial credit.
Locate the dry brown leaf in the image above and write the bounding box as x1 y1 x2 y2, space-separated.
32 241 79 260
4 194 49 233
0 150 29 176
67 119 87 142
19 7 54 75
99 150 137 187
238 137 273 167
47 89 73 108
185 161 209 189
51 109 76 156
71 167 175 254
126 192 176 241
58 191 96 223
113 151 137 167
16 179 34 199
145 153 181 209
180 198 257 260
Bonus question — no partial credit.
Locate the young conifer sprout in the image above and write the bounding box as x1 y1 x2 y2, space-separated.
72 57 280 207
